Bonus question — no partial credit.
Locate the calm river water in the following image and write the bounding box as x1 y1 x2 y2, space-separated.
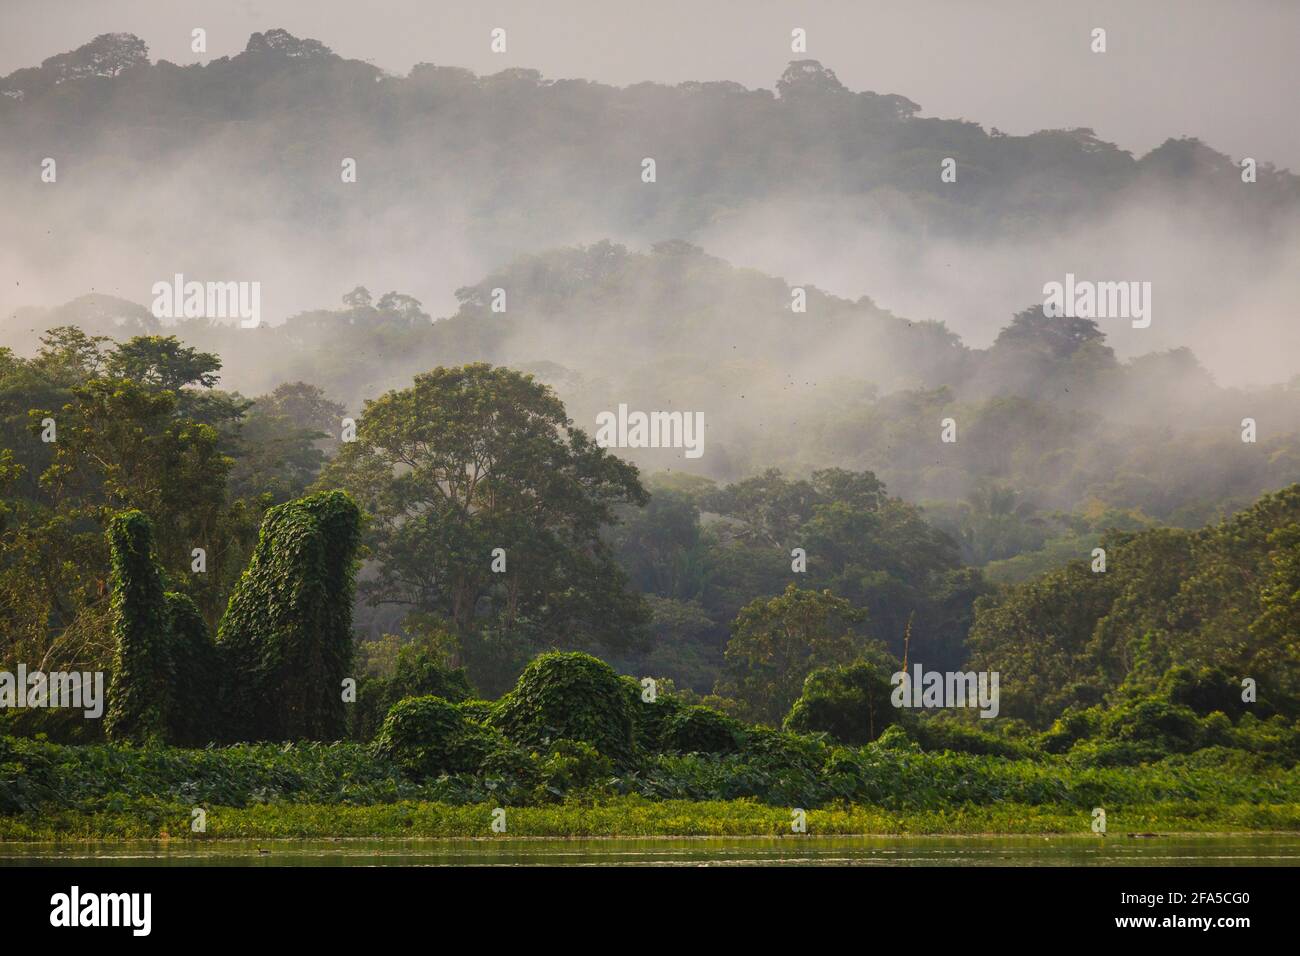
1 834 1296 866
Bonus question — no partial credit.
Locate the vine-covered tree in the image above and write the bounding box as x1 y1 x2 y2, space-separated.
216 490 362 742
104 510 171 744
165 591 217 746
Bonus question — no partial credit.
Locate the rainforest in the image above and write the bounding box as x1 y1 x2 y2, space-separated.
0 16 1298 865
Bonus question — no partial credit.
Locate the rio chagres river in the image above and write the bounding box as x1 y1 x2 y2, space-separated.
1 834 1296 866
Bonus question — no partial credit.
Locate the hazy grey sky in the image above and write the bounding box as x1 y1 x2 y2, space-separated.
3 0 1298 170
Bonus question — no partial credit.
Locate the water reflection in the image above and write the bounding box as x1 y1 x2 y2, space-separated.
2 834 1296 867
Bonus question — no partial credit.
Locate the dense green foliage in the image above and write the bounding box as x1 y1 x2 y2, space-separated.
969 484 1300 726
2 26 1299 845
163 591 216 747
0 328 316 726
4 730 1297 827
3 330 1298 772
217 491 362 742
370 696 497 779
718 584 868 722
606 467 985 695
493 653 637 767
5 606 1299 834
4 279 1298 728
784 659 900 744
661 706 744 755
334 624 1300 815
94 491 366 747
349 641 474 743
103 511 171 744
321 363 649 693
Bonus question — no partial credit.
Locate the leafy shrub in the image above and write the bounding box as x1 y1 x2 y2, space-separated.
371 696 487 779
824 746 871 789
783 660 898 744
1066 739 1166 768
1226 713 1300 765
1039 705 1104 754
456 700 495 724
1199 711 1234 748
539 739 614 797
1103 696 1203 753
873 724 920 753
493 652 636 766
349 643 474 742
0 736 58 813
1159 665 1248 719
621 675 684 753
739 726 829 774
662 706 743 754
480 738 540 784
913 717 1032 758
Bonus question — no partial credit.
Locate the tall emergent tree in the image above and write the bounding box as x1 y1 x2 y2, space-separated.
321 363 649 690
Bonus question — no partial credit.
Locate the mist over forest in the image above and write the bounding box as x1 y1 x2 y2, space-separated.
3 28 1299 376
4 31 1298 478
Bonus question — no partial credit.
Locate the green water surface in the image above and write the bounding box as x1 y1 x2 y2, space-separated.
2 833 1295 866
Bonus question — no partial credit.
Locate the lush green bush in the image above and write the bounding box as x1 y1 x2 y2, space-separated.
873 724 920 753
0 736 58 813
783 660 898 744
370 696 495 779
1226 713 1300 763
1102 696 1203 753
1066 739 1168 769
662 706 743 754
1039 706 1104 754
493 652 636 766
479 737 540 786
217 490 362 742
349 644 474 742
538 739 614 796
738 726 829 774
621 676 685 753
912 717 1032 758
1054 696 1206 766
1159 665 1248 719
455 699 495 724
